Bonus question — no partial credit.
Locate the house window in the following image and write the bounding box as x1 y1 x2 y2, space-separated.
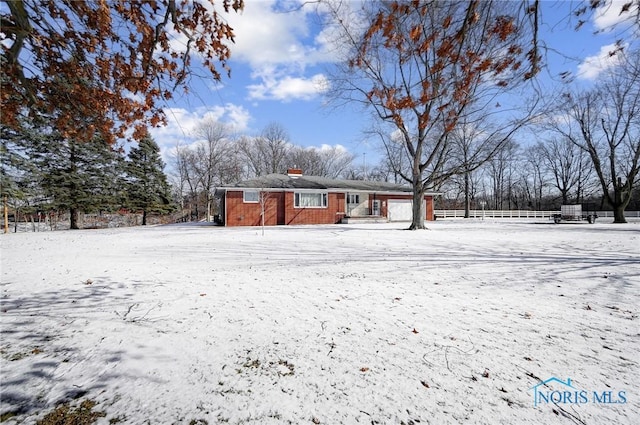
243 190 259 203
347 194 360 204
294 192 327 208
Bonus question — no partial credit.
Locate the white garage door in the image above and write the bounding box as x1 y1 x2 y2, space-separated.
387 200 413 222
387 200 426 222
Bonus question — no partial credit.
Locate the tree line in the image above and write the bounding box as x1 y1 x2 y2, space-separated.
410 50 640 221
2 1 638 227
316 0 639 226
4 69 638 229
2 0 244 231
1 122 173 230
169 121 355 221
439 137 640 214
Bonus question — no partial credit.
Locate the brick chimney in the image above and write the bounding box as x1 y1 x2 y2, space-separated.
287 168 303 178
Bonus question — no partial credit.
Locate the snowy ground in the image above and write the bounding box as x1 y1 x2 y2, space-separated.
1 219 638 424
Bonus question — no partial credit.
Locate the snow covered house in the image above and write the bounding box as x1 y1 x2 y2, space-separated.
214 169 437 227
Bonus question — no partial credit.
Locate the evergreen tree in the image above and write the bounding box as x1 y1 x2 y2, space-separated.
29 133 126 229
1 125 41 231
126 133 174 225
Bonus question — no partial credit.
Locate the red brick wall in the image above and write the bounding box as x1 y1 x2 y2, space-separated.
225 191 283 227
425 195 434 221
225 191 346 226
224 190 433 226
284 192 346 225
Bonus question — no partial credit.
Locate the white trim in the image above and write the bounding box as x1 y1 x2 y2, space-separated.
347 193 361 204
217 187 439 196
243 190 260 203
294 191 328 208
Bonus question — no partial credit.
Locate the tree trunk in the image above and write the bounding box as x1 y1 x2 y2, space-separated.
3 195 8 234
142 209 147 225
261 201 265 236
611 178 630 224
193 199 199 221
464 171 470 218
409 176 426 230
613 205 626 223
70 208 80 229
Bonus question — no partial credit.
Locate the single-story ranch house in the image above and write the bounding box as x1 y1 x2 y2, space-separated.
214 169 438 227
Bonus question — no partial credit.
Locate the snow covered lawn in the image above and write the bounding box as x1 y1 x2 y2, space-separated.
1 220 638 424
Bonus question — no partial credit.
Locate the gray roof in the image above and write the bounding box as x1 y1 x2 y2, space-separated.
220 173 429 194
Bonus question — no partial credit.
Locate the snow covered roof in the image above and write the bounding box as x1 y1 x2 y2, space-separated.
217 173 439 195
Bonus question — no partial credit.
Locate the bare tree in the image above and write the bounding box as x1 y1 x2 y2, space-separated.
548 51 640 223
236 121 354 179
538 138 594 205
258 189 274 236
239 122 291 177
439 169 483 210
484 140 520 210
169 144 201 220
446 112 515 217
316 146 355 178
366 125 413 184
284 145 354 178
237 136 262 178
519 143 549 210
322 0 537 229
192 119 234 221
260 122 291 174
286 146 324 176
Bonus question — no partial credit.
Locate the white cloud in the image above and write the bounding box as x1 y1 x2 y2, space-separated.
160 0 331 80
147 104 252 164
151 108 200 141
592 0 639 32
247 73 329 101
227 0 333 69
192 105 252 133
163 0 345 104
318 143 348 152
223 0 340 103
223 104 252 131
576 42 626 80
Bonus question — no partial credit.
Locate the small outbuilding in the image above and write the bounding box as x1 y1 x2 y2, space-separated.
214 169 437 227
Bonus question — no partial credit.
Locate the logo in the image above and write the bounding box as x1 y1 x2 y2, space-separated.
531 377 627 407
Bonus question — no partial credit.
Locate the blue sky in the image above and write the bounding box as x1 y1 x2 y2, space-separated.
149 0 639 169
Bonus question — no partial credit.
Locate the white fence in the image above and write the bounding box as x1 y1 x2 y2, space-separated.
594 211 640 218
434 210 640 219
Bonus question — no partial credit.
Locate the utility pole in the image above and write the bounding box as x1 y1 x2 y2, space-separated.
363 153 367 180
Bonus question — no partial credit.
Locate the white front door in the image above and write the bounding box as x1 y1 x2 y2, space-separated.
372 200 381 216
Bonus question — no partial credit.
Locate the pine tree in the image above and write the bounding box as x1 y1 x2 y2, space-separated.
1 125 40 231
126 133 174 225
29 132 126 229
